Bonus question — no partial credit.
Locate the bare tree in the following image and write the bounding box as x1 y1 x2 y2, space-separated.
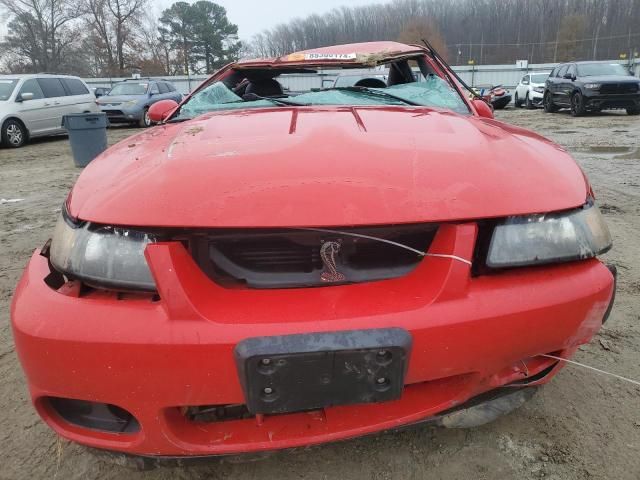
0 0 76 72
81 0 147 75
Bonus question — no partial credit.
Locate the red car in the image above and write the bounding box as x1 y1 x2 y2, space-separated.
11 42 615 459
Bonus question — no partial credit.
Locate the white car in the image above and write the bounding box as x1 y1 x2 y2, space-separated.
514 72 550 109
0 74 99 148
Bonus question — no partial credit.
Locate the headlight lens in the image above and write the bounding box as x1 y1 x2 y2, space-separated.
50 213 157 291
487 203 611 268
584 83 601 90
123 100 138 107
533 87 545 93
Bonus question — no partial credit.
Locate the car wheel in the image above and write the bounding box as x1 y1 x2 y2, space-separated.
514 92 521 108
627 106 640 116
1 119 27 148
525 93 534 109
543 92 558 113
570 92 585 117
138 108 151 128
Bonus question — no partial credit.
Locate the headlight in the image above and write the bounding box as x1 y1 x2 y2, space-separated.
487 203 611 268
50 212 157 291
123 100 138 107
584 83 601 90
533 87 545 93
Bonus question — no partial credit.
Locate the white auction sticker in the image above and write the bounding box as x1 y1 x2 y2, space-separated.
304 53 357 60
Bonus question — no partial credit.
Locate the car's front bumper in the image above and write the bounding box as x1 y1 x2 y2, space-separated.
583 93 640 109
98 106 143 123
11 224 616 457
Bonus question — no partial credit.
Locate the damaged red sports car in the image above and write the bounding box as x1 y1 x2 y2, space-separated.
11 42 616 458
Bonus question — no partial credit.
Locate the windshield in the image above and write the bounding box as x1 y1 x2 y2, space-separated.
0 79 19 101
530 74 549 83
108 82 149 96
176 73 468 120
577 63 631 77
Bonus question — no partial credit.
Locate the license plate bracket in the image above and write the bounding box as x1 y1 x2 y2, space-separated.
234 328 412 415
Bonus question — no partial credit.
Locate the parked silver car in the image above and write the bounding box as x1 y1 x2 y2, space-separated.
0 74 99 148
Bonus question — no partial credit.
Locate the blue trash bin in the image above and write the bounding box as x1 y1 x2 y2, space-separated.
62 113 109 168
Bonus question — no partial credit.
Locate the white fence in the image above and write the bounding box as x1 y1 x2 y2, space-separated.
83 58 640 94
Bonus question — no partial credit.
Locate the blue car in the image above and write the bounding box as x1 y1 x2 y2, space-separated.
97 79 182 127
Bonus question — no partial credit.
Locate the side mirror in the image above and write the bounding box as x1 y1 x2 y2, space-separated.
563 73 574 80
630 70 636 76
148 99 179 123
472 99 494 119
17 92 34 102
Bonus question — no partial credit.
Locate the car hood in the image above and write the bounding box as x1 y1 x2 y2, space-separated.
68 107 588 228
98 95 147 103
577 75 639 83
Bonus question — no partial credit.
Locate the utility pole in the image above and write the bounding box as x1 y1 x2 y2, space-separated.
593 15 607 60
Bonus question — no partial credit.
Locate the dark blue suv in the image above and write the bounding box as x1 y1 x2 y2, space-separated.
97 79 183 127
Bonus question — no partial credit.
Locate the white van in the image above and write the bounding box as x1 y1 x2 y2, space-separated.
0 74 99 148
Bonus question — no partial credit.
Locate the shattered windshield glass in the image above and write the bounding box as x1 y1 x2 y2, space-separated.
176 74 469 120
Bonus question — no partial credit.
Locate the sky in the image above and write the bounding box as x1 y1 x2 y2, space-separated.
0 1 390 40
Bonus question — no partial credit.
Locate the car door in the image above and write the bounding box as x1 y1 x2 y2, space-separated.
552 65 569 104
13 79 50 136
61 77 99 114
516 75 529 99
166 83 183 102
561 64 578 103
37 77 71 133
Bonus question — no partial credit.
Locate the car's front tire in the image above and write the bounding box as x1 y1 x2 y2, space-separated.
543 92 558 113
514 92 522 108
627 106 640 116
1 119 27 148
138 108 151 128
570 92 586 117
525 92 534 109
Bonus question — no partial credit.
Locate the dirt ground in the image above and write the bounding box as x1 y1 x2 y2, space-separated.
1 109 639 480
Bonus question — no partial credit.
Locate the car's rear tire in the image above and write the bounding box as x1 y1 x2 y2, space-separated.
525 92 534 109
627 106 640 115
514 92 522 108
138 108 151 128
570 92 586 117
1 119 27 148
543 92 558 113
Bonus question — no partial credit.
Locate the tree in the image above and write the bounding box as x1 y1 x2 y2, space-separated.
159 1 196 75
82 0 148 75
397 18 448 59
159 1 239 75
555 15 587 62
190 1 240 72
0 0 76 72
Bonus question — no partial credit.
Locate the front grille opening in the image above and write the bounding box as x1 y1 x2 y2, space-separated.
190 224 438 289
47 397 140 433
183 404 253 423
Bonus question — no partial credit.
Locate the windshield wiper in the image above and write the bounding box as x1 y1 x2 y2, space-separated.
327 86 421 106
242 92 311 106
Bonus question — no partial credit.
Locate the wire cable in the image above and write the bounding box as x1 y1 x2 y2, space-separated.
297 227 473 266
540 353 640 387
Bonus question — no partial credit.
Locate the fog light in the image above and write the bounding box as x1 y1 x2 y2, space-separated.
47 397 140 433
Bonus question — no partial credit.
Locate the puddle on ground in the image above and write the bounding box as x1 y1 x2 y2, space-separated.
576 146 640 159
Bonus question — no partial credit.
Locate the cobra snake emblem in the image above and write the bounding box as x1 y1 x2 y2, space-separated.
320 240 346 282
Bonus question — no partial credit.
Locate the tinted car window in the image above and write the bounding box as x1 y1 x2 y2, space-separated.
62 78 90 96
166 83 175 92
521 75 529 84
37 78 67 98
158 82 169 94
567 65 577 78
109 82 149 95
557 65 569 78
150 83 160 94
577 63 632 77
19 79 45 100
0 79 19 101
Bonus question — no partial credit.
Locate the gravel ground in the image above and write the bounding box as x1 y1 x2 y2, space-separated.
1 109 639 480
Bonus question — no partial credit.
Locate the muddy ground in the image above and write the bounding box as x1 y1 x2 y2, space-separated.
1 108 639 480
